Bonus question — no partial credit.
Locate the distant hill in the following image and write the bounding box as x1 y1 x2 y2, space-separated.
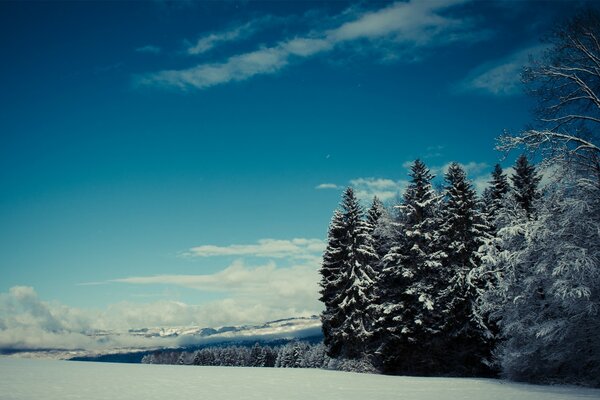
5 316 322 362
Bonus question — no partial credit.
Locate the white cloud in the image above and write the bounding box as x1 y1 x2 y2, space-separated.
315 183 341 190
140 46 289 90
471 173 492 194
423 145 445 159
138 0 479 90
459 43 548 96
349 177 408 202
183 238 325 260
327 0 467 45
186 16 277 55
0 286 178 351
135 45 161 54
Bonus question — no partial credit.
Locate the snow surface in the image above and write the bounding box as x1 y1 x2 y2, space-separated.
1 358 600 400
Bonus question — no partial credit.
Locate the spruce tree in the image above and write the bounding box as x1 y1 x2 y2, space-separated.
511 155 541 217
320 210 347 357
366 196 389 266
436 163 490 375
319 187 378 360
374 160 441 374
483 164 509 224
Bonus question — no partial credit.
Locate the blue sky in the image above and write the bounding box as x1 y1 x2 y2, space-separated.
0 0 592 345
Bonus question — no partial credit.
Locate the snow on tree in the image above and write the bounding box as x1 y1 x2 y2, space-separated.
320 209 348 358
490 172 600 385
366 196 390 266
483 164 510 228
472 188 530 357
300 343 330 369
319 188 378 360
510 155 541 217
478 10 600 386
373 159 442 374
435 163 491 375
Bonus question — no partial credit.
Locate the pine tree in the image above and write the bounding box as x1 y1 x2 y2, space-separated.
484 164 510 227
374 160 442 374
319 210 347 358
366 196 390 266
436 163 490 375
319 187 378 360
511 155 541 217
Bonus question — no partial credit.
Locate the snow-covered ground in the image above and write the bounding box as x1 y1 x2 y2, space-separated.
1 358 599 400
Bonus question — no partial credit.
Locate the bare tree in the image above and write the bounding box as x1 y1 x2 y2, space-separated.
498 9 600 182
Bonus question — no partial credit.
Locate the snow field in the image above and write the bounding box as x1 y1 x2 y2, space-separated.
1 358 600 400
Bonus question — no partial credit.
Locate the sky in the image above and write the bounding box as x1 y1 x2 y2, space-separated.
0 0 593 350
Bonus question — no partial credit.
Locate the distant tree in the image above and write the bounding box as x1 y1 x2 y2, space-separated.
300 343 330 368
510 155 541 217
249 343 264 367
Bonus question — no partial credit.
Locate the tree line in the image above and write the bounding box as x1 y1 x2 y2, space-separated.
142 341 375 372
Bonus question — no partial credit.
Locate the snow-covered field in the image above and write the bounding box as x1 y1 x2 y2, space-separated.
1 358 599 400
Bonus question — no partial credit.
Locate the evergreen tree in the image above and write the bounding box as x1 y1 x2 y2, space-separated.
484 164 510 227
477 172 600 386
366 196 390 266
511 155 541 217
490 164 510 205
436 163 490 375
319 188 378 360
374 160 441 374
320 210 347 357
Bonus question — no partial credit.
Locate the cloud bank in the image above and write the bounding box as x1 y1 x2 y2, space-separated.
1 237 326 352
0 263 321 352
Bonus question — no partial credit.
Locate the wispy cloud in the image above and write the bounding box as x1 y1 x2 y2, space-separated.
315 177 407 202
186 16 278 55
458 43 548 96
183 238 325 260
424 145 445 159
136 45 162 54
112 260 319 304
315 183 341 190
137 0 479 90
